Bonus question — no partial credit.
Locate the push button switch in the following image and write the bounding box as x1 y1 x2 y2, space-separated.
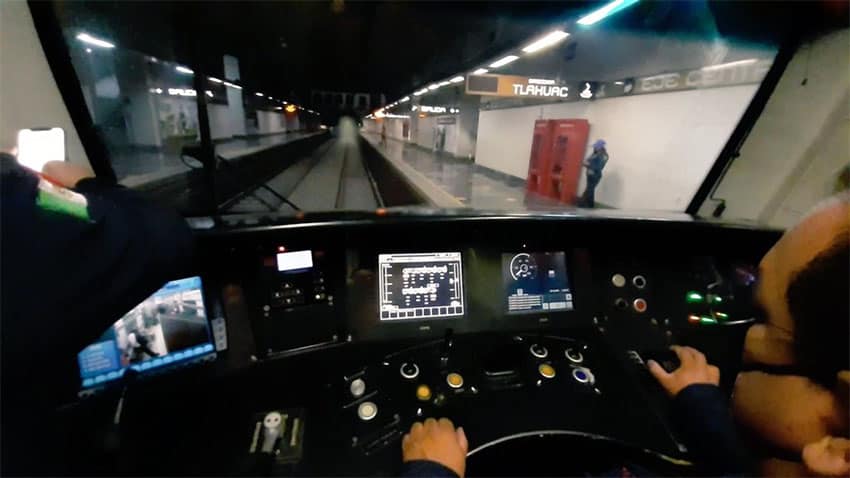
416 385 432 401
446 373 464 389
538 363 556 379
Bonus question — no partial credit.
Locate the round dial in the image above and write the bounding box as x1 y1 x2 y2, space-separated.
510 253 538 281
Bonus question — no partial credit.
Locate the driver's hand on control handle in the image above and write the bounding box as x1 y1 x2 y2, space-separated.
403 418 468 477
648 345 720 397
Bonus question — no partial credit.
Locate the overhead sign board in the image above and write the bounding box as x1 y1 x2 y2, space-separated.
467 74 573 99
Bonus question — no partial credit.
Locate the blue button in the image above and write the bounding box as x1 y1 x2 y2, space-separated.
140 362 151 370
151 358 163 367
575 371 587 381
174 352 185 360
193 346 205 355
94 375 106 383
106 371 119 380
83 378 94 387
202 344 214 353
163 355 174 364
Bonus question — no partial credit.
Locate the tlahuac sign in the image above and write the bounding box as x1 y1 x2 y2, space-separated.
466 75 574 98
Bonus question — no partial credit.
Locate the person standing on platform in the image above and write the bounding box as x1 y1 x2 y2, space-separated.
579 139 608 208
380 122 388 147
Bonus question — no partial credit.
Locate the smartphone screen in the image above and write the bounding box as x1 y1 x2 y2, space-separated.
16 128 65 172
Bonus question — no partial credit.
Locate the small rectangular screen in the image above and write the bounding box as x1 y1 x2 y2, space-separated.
277 250 313 272
502 252 573 314
378 252 464 320
77 276 214 388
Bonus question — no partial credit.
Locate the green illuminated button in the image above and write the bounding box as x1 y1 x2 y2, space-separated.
714 311 729 320
686 291 704 303
700 316 717 324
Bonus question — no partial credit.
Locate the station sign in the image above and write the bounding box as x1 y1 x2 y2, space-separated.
467 74 573 99
631 58 772 95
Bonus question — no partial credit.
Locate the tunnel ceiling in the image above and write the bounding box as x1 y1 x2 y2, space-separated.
53 1 847 107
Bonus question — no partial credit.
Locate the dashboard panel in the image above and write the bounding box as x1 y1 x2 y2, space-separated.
58 213 782 476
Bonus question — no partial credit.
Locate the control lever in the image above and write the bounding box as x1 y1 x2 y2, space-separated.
440 329 454 368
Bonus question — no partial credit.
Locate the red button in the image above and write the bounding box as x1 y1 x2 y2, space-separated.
688 314 701 324
633 298 647 313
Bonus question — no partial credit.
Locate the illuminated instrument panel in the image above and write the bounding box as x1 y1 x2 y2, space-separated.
61 215 780 476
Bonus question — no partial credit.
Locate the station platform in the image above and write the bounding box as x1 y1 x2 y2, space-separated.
207 126 575 216
361 133 567 211
118 131 322 187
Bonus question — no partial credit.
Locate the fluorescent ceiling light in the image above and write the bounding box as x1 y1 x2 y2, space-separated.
701 58 758 71
449 76 464 83
528 78 555 85
413 88 428 96
275 107 282 110
577 0 640 26
208 77 223 83
614 81 624 85
438 81 450 87
175 66 194 75
428 84 440 90
76 32 115 49
472 68 489 75
268 96 273 99
223 82 242 90
205 90 214 97
400 96 410 102
489 55 519 68
522 31 569 53
255 92 264 97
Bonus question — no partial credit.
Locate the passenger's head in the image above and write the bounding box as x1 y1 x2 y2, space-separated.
732 194 850 473
746 193 849 379
593 139 606 151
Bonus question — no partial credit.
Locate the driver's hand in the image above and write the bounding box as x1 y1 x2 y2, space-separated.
402 418 468 477
648 345 720 397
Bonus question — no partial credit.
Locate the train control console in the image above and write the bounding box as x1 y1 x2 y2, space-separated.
56 213 781 476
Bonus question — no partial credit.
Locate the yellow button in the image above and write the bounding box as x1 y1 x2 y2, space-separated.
416 384 432 401
446 372 464 389
539 363 556 379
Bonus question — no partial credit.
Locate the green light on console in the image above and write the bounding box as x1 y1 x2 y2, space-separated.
700 316 717 324
686 291 704 303
714 311 729 320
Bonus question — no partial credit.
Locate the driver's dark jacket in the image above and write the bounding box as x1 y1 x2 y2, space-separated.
401 384 751 477
1 156 194 474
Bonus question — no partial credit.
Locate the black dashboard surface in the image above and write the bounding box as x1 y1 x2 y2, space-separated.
58 213 781 476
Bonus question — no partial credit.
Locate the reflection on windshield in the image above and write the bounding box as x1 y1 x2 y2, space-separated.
52 0 779 216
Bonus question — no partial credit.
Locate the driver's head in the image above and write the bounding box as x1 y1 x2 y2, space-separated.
733 194 849 475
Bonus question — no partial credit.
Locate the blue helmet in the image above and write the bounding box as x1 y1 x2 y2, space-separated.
593 139 606 149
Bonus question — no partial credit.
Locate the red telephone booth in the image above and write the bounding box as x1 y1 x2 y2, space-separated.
525 120 554 195
548 119 589 204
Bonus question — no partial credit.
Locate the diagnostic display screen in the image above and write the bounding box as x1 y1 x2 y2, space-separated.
276 250 313 272
378 252 464 320
502 252 573 314
77 277 214 388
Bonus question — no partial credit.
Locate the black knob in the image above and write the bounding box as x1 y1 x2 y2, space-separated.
400 362 420 379
529 344 548 358
565 348 584 363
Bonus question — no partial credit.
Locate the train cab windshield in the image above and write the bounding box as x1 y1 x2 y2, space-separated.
1 1 848 477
